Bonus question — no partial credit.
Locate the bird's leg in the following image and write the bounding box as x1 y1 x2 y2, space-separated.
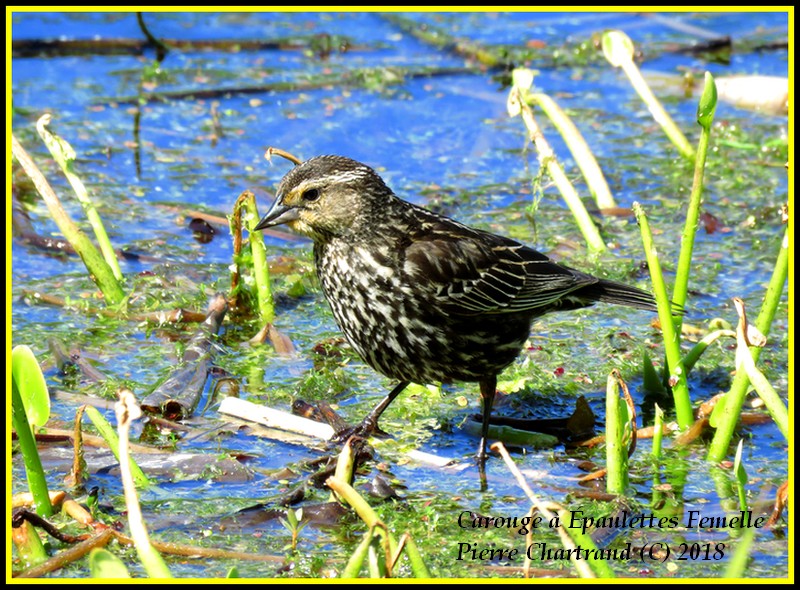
477 376 498 463
334 381 411 441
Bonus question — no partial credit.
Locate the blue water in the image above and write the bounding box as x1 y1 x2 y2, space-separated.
11 10 790 579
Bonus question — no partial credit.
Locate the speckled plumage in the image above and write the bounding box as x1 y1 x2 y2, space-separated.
256 155 656 459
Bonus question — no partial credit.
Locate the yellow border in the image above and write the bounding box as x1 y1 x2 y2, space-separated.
7 6 793 583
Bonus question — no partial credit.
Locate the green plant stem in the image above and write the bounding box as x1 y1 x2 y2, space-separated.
14 520 49 567
368 540 386 578
739 352 788 439
605 372 628 494
651 404 664 460
529 93 616 209
633 202 693 429
623 59 695 160
641 349 667 395
89 547 132 578
11 381 53 517
672 123 709 315
330 436 357 504
400 534 431 579
244 195 274 324
601 31 695 161
16 529 116 579
707 229 788 462
682 329 736 374
85 406 151 488
733 440 748 511
342 528 375 578
509 86 606 252
37 115 124 281
673 73 716 320
115 390 172 578
232 191 275 324
327 476 399 557
11 134 125 305
557 509 616 578
724 527 757 578
729 299 788 439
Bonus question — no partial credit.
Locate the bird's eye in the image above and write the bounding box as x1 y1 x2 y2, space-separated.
302 188 320 202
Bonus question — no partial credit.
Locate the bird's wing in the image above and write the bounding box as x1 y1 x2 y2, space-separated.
401 217 596 315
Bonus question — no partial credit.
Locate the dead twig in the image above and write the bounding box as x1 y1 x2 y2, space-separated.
20 289 208 324
140 294 228 419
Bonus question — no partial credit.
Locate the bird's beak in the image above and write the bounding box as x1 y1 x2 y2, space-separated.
255 196 300 230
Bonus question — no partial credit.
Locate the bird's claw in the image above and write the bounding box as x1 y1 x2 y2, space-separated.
475 438 500 465
333 419 389 442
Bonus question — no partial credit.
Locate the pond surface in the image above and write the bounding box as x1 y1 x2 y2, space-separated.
11 10 789 580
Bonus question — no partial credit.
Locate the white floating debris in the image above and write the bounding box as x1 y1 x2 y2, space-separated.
219 397 335 440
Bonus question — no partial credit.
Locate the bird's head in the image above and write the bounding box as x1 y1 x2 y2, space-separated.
255 155 394 242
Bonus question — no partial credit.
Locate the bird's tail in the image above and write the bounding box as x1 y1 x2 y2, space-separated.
586 278 661 312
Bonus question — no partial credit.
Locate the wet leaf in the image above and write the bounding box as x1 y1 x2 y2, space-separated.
11 345 50 430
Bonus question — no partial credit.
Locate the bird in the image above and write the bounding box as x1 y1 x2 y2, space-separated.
255 155 657 462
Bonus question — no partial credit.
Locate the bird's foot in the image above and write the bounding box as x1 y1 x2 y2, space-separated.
476 443 490 492
475 442 488 464
475 451 492 466
475 439 502 491
474 438 500 464
333 418 389 443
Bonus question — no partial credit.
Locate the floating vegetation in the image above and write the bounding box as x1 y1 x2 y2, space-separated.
11 10 788 580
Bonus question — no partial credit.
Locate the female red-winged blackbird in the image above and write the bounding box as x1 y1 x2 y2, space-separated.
255 155 656 460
